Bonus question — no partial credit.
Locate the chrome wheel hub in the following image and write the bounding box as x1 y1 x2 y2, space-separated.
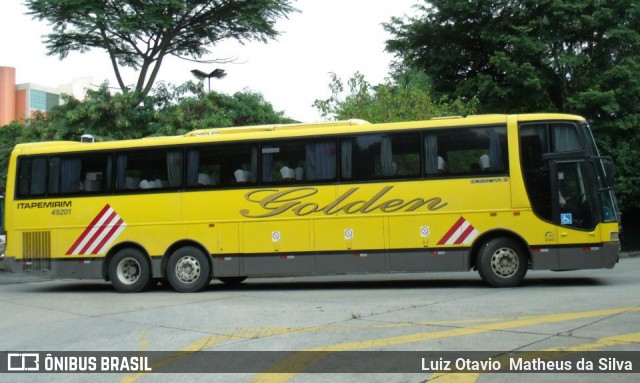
117 257 141 285
175 256 201 283
490 247 519 278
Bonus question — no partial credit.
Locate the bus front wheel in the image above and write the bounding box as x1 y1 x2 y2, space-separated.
167 246 211 293
108 248 151 293
477 238 528 287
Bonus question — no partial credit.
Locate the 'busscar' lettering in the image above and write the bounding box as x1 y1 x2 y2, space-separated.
240 186 447 218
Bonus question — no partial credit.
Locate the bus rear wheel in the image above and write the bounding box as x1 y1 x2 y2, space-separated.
108 248 151 293
477 238 527 287
167 246 211 293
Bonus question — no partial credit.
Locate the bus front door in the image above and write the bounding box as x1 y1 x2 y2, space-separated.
552 160 600 269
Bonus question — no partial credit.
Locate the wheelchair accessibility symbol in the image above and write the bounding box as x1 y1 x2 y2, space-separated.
560 213 573 225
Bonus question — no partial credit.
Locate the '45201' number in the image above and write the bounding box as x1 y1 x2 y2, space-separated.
51 209 72 216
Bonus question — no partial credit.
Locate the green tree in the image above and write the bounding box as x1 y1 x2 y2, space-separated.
313 70 479 123
385 0 640 209
0 122 29 191
151 83 294 135
25 0 297 101
24 85 157 142
385 0 640 113
24 81 292 141
0 81 292 190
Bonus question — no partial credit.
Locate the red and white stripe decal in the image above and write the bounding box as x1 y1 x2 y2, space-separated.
437 217 479 246
66 204 126 255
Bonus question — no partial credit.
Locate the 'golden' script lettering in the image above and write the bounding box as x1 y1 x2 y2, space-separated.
239 186 447 218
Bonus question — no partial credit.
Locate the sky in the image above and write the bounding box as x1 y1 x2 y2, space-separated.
0 0 421 122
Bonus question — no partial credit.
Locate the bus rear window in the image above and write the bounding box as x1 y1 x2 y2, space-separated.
16 154 113 199
17 157 47 197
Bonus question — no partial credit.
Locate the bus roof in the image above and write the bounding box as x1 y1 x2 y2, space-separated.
185 119 371 137
12 113 585 155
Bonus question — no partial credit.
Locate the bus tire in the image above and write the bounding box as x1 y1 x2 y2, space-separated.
477 238 527 287
218 276 247 285
167 246 211 293
108 248 151 293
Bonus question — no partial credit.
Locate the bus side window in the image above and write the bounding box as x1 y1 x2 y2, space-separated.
262 141 303 183
186 143 257 188
116 150 182 191
384 133 420 178
342 133 420 181
48 154 113 195
305 140 336 181
262 139 336 184
341 134 379 181
425 126 507 177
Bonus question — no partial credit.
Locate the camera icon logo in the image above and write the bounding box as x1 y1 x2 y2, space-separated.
7 353 40 371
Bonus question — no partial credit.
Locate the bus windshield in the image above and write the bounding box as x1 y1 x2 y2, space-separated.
582 123 619 223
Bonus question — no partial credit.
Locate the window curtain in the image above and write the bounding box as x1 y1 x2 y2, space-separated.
185 150 199 186
380 137 395 176
48 157 61 194
306 141 336 180
553 125 581 152
105 157 113 191
60 158 81 193
489 130 505 171
424 135 439 174
341 140 352 179
306 143 317 180
251 147 258 182
536 126 548 154
262 153 273 182
167 150 183 187
30 158 48 195
116 155 127 190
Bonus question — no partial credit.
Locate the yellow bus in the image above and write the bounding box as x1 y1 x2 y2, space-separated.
2 114 620 292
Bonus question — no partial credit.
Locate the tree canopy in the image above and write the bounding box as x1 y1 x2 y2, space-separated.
0 82 292 190
25 0 297 100
385 0 640 209
313 70 479 123
386 0 640 115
